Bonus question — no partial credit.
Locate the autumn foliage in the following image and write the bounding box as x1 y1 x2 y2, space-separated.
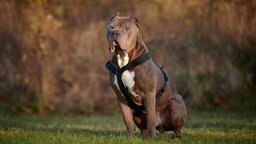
0 0 255 114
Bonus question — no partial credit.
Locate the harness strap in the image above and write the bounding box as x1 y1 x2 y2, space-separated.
105 53 151 76
156 65 169 99
105 53 168 110
123 53 151 71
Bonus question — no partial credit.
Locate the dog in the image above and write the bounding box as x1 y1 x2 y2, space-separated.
105 13 187 138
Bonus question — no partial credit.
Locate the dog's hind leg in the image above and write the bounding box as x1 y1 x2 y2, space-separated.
169 94 187 139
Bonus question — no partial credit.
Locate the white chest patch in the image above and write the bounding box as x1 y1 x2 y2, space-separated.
122 70 137 96
114 75 120 91
117 54 129 68
113 54 137 97
114 70 137 97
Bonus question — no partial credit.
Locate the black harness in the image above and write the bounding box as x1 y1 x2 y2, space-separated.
105 53 168 110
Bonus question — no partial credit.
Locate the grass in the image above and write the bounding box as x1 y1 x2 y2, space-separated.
0 108 255 144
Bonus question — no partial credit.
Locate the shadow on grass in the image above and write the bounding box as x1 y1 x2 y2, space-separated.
185 120 256 130
0 121 126 137
185 109 256 130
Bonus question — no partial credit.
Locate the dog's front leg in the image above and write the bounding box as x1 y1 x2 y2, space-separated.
118 101 135 137
144 92 157 138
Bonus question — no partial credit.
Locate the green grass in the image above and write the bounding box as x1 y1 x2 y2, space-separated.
0 109 255 144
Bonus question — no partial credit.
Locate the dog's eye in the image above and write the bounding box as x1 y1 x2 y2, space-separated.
125 25 130 30
109 26 114 30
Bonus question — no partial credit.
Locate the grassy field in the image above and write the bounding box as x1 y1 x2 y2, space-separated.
0 108 255 144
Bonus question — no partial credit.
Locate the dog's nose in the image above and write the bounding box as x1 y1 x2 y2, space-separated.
111 30 120 37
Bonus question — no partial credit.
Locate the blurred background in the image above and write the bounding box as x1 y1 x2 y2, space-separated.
0 0 255 115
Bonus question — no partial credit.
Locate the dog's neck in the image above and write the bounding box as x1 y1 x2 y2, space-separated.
116 34 148 68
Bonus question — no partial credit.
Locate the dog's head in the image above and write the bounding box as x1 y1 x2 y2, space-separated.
106 13 140 55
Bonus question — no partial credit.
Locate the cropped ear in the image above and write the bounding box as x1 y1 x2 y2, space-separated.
130 16 139 28
108 12 119 21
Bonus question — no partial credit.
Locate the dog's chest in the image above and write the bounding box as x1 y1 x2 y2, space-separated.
114 54 138 97
114 71 137 97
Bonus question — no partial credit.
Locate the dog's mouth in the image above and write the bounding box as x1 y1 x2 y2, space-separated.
109 40 125 53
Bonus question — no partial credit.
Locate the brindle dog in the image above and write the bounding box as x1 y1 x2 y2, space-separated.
106 13 187 138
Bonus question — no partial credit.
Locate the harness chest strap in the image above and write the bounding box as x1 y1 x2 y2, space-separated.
105 53 168 110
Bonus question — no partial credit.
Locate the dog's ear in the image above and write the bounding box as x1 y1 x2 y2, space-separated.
130 16 139 28
108 12 119 22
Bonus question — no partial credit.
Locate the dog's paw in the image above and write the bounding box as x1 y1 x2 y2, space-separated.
172 134 182 141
